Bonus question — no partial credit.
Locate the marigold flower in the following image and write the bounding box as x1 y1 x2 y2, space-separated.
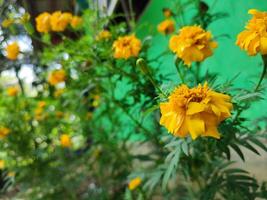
169 26 217 66
60 134 72 148
163 8 173 18
50 11 72 32
157 19 175 34
35 12 51 33
70 16 82 28
2 19 14 28
236 9 267 55
112 35 141 59
128 177 142 190
96 30 112 41
38 101 46 108
160 83 232 140
0 127 11 139
0 160 4 169
92 95 100 107
6 42 20 60
7 86 19 96
48 69 66 86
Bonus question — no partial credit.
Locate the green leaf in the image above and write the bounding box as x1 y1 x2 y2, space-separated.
248 137 267 152
181 141 189 156
162 148 180 190
239 141 260 155
230 144 245 161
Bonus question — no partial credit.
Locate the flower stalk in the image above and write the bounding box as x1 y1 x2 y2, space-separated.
255 55 267 91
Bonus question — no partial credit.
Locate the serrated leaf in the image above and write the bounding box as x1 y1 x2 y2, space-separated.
248 137 267 152
239 141 260 155
162 148 180 190
230 144 245 161
181 141 189 156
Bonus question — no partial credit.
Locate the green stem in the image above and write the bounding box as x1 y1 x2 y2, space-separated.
194 62 200 84
175 59 185 83
255 55 267 91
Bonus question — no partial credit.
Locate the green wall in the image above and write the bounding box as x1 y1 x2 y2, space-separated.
138 0 267 121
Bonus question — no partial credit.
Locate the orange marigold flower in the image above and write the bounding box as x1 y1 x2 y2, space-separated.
7 86 19 96
163 8 173 18
160 83 232 140
169 26 217 66
157 19 175 34
128 177 142 190
112 35 141 59
38 101 46 108
70 16 83 28
96 30 112 41
50 11 72 32
48 69 66 86
6 42 20 60
60 134 72 148
35 12 51 33
236 9 267 55
0 127 11 139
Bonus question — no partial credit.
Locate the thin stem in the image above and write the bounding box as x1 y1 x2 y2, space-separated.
175 60 185 83
15 66 25 95
255 55 267 91
194 62 200 84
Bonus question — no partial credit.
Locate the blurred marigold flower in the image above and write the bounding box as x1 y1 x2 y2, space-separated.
157 19 175 34
48 69 66 86
0 160 4 169
7 86 19 96
236 9 267 55
163 8 173 18
38 101 46 108
0 127 11 139
35 12 51 33
6 42 20 60
169 26 217 66
112 35 141 59
70 16 83 28
60 134 72 148
50 11 72 32
2 19 14 28
160 83 232 140
128 177 142 190
96 30 112 41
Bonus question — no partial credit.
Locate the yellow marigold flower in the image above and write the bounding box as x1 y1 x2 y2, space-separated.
160 83 232 140
60 134 72 148
163 8 173 18
6 42 20 60
35 12 51 33
0 160 4 169
48 69 66 86
236 9 267 55
38 101 46 108
2 19 14 28
7 86 19 96
96 30 112 41
50 11 72 32
157 19 175 34
0 127 11 139
128 177 142 190
7 172 15 177
112 35 141 59
70 16 82 28
169 26 217 66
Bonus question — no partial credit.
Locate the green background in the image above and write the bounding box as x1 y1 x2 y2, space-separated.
138 0 267 121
